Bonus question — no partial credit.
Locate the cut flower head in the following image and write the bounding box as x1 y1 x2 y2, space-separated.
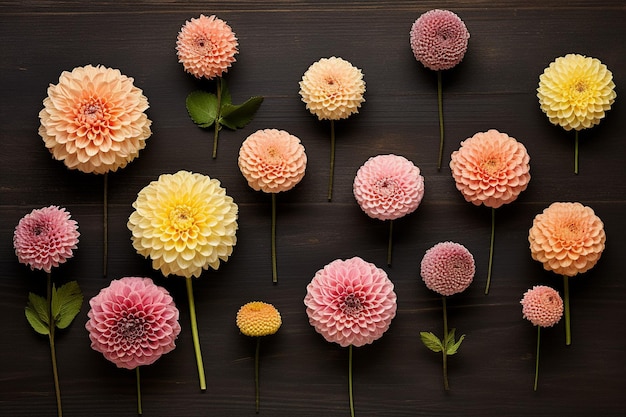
420 241 475 297
521 285 563 328
236 301 282 337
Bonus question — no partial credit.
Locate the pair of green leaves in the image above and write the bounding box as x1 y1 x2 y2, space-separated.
420 328 465 356
186 79 263 131
25 281 83 335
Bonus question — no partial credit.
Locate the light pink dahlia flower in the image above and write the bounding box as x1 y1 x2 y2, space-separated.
238 129 307 193
450 129 531 209
420 242 475 296
176 14 238 80
86 277 181 369
304 257 397 347
13 206 79 273
521 285 563 328
353 154 424 221
410 9 470 71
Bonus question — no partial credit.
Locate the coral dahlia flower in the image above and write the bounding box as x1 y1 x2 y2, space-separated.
420 242 475 296
450 129 531 209
304 257 397 348
528 202 605 277
14 206 80 273
176 14 238 80
38 65 152 174
521 286 563 328
299 57 365 121
236 301 282 337
85 277 181 369
127 170 238 278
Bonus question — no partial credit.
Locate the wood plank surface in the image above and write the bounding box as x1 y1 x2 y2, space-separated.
1 1 625 416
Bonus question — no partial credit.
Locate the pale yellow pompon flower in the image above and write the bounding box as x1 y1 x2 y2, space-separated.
299 56 366 120
127 170 238 278
236 301 282 337
537 54 616 131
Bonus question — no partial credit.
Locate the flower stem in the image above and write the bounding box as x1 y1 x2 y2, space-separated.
563 275 571 345
387 220 394 267
271 193 278 284
348 345 355 417
185 277 207 391
103 172 108 279
437 71 444 171
254 337 261 413
442 296 450 391
328 120 336 202
534 326 541 391
212 77 222 159
485 207 496 295
574 130 579 175
47 273 62 417
136 367 143 415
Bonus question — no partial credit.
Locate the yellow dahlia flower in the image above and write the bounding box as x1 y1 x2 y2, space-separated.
236 301 282 337
127 170 238 278
538 54 616 131
38 65 152 174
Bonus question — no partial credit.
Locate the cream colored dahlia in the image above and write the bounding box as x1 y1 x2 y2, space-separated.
529 202 605 277
127 170 238 278
299 57 365 120
38 65 152 174
538 54 616 131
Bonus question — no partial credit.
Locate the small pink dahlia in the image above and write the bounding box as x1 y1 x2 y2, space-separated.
353 154 424 221
304 257 397 347
521 286 564 328
13 206 79 273
176 14 239 80
86 277 181 370
421 242 475 296
410 9 470 71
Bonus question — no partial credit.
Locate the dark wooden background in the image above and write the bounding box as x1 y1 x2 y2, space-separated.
1 1 625 416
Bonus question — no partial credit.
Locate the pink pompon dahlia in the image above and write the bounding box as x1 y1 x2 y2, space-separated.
86 277 181 370
13 206 80 273
421 242 475 296
410 9 470 71
38 65 152 174
450 129 531 209
238 129 307 193
528 202 605 277
304 257 397 347
521 286 564 327
176 14 238 80
353 154 425 221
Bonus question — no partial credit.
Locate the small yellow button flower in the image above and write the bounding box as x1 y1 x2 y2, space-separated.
236 301 282 337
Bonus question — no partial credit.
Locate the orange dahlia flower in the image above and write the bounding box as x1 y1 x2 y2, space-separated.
38 65 152 174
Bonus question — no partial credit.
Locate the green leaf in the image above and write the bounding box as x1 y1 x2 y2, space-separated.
25 293 50 335
186 91 219 128
446 334 466 356
51 281 83 330
420 331 443 353
219 78 232 106
219 96 264 130
445 328 457 347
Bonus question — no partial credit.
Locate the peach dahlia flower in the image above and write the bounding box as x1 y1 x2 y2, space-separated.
450 129 530 209
528 202 605 277
521 286 563 328
38 65 152 174
176 14 238 80
299 57 365 121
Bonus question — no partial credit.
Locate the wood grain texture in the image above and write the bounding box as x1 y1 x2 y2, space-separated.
1 1 625 416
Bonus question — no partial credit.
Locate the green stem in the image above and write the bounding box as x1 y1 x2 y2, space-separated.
271 193 278 284
442 296 449 391
212 77 222 159
534 326 541 391
485 207 496 295
185 277 207 390
136 367 143 415
47 273 62 417
563 275 571 346
348 345 355 417
103 172 108 279
574 130 579 175
387 220 394 267
328 120 336 202
437 71 444 171
254 337 260 413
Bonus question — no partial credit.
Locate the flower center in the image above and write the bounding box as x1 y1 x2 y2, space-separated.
342 293 363 316
31 221 48 236
170 205 194 231
78 98 106 124
194 36 214 55
376 178 398 197
481 157 502 175
265 146 284 164
117 313 145 342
